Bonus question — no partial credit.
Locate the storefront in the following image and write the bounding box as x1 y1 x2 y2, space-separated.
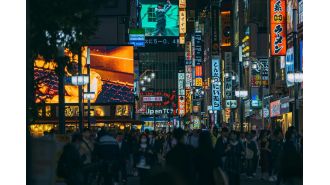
270 98 293 134
31 103 142 137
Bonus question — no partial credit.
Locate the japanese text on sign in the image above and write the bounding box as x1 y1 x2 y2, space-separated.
270 0 287 55
195 78 203 87
212 58 221 110
179 10 186 34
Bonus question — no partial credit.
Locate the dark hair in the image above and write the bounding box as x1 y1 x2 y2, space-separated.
158 2 164 7
221 127 229 133
83 128 91 133
71 133 83 143
173 128 185 141
198 131 213 150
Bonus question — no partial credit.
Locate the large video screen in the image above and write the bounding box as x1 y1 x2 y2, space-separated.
140 0 179 36
34 46 134 104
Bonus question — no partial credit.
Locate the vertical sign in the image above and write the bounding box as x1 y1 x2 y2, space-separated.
212 57 221 111
178 73 185 96
185 41 192 61
221 11 231 47
185 89 191 114
270 0 287 56
195 31 203 87
178 73 185 116
211 5 220 56
225 77 232 99
285 47 294 87
185 65 192 89
194 31 203 66
179 0 186 8
259 59 269 87
179 10 186 34
224 52 232 71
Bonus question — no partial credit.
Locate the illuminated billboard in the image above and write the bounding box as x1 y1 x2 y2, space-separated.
140 0 179 36
34 46 134 104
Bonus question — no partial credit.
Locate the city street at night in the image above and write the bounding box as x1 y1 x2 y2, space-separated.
3 0 322 185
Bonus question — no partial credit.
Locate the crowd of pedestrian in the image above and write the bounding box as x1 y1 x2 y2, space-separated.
55 126 303 185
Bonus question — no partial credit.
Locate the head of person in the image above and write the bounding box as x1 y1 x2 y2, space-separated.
158 3 164 9
274 129 283 140
173 128 185 144
140 134 148 149
229 131 238 142
251 130 257 138
82 128 91 139
221 127 229 138
198 131 213 150
117 132 124 142
71 132 83 148
246 133 252 141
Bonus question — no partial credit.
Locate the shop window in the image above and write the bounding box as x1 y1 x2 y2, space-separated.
45 105 51 117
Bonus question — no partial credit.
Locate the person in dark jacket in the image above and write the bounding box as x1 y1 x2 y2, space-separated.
245 133 258 178
166 128 196 185
224 131 243 185
94 129 120 185
215 127 229 169
57 133 85 185
117 132 129 184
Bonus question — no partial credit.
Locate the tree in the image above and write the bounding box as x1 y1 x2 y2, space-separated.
27 0 109 130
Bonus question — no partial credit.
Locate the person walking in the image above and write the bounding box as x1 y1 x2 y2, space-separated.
195 131 229 185
215 127 229 169
166 128 196 185
245 133 258 178
250 130 259 177
259 130 271 181
57 133 85 185
224 131 243 185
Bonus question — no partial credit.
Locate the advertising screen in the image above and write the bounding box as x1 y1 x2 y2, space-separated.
140 0 179 36
34 46 134 104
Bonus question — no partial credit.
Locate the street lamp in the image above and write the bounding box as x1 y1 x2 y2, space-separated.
140 80 145 85
71 75 89 86
84 92 95 128
151 72 156 79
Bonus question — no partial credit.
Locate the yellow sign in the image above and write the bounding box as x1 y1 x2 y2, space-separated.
179 10 186 34
179 0 186 8
195 77 203 86
180 35 185 44
185 89 191 114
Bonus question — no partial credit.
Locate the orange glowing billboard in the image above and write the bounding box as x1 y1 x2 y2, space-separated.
270 0 287 56
34 46 134 104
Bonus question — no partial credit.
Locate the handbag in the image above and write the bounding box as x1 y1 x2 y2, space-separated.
245 142 254 159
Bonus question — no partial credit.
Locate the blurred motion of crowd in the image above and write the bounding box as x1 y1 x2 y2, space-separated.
52 126 303 185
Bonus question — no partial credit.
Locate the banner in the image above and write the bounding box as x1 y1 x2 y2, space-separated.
194 31 203 66
178 95 185 116
224 52 232 71
179 0 186 8
285 47 294 87
185 89 191 114
270 0 287 56
212 57 221 110
178 73 185 96
179 10 186 34
185 41 192 61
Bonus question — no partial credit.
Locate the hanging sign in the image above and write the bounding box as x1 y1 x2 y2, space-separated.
270 0 287 56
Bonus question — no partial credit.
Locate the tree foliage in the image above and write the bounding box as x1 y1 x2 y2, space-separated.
30 0 109 61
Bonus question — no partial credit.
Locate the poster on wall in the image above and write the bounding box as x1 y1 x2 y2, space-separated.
34 46 134 104
285 47 294 87
270 0 287 56
140 0 179 36
270 100 281 117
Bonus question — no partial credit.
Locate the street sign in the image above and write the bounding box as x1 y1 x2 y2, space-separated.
225 100 237 109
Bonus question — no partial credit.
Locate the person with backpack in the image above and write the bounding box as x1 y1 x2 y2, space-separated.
57 133 85 185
